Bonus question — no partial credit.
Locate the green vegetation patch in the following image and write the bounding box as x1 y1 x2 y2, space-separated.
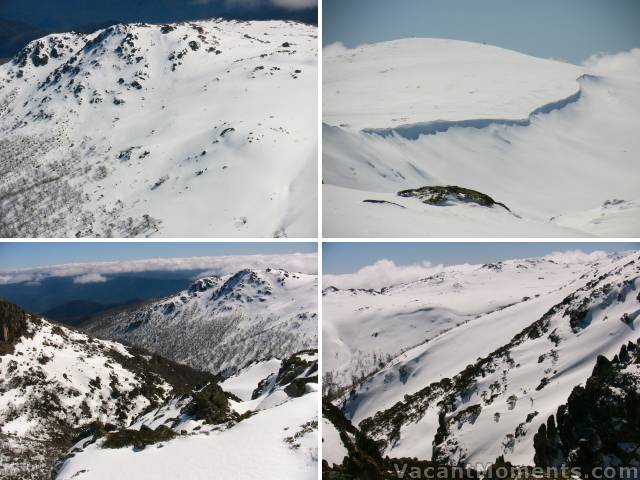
102 425 176 450
397 185 510 211
182 383 233 425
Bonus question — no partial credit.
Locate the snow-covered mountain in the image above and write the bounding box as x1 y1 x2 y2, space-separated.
0 19 317 238
323 39 640 237
54 350 319 480
0 299 229 480
83 268 318 376
323 251 640 466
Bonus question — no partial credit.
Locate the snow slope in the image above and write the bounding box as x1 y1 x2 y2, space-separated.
220 358 282 401
324 38 582 131
323 251 640 466
323 39 640 237
323 257 592 392
55 351 318 480
83 268 318 376
322 416 349 467
0 19 317 238
56 394 317 480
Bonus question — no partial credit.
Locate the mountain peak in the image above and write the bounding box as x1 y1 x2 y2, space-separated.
188 276 221 294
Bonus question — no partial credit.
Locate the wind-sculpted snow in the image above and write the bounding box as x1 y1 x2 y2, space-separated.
323 39 640 237
362 83 584 140
325 251 640 466
0 19 317 238
83 269 318 376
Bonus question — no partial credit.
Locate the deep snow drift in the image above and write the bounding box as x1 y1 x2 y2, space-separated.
323 250 640 466
0 19 317 238
323 39 640 237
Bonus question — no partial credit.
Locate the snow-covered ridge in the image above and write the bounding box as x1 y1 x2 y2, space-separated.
0 19 317 238
323 38 583 131
326 251 640 466
83 268 318 376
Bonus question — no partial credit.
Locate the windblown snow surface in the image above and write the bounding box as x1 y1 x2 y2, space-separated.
55 353 319 480
0 19 317 238
83 268 318 376
323 39 640 237
323 250 640 466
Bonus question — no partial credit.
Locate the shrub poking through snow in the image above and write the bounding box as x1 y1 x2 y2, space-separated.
103 425 176 450
397 185 511 211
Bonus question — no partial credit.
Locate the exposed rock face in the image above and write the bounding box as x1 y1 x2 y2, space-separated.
534 340 640 470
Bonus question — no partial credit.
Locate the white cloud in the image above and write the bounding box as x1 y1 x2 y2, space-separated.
73 273 108 284
582 48 640 78
0 253 317 285
323 249 627 290
324 259 441 290
542 250 609 264
195 0 316 9
323 41 349 58
271 0 316 9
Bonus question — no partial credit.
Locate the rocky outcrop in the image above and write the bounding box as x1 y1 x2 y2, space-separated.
534 340 640 470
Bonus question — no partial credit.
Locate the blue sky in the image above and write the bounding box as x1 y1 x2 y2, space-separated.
323 0 640 64
0 242 316 270
0 0 317 29
323 242 640 274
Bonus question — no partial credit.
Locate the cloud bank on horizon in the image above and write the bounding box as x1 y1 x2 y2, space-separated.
324 250 618 290
324 259 443 290
222 0 316 9
0 253 318 285
324 42 640 71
